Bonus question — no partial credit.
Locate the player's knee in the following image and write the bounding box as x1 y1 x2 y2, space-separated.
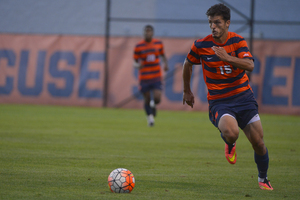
154 99 160 105
222 127 239 142
252 140 265 152
154 97 161 105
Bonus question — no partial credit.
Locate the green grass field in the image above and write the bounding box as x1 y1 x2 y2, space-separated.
0 104 299 200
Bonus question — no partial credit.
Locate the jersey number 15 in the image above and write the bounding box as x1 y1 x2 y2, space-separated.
219 65 232 75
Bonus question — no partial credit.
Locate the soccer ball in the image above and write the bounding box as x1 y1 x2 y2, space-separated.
108 168 135 193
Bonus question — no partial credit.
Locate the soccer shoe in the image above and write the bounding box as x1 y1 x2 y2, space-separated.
147 114 154 127
225 143 236 164
259 178 273 191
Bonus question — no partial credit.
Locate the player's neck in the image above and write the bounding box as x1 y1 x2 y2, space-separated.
213 32 228 44
145 38 152 43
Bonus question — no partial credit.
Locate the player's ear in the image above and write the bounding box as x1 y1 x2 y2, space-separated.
226 20 230 28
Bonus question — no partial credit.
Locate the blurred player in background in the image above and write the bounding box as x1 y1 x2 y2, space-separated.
182 4 273 190
133 25 168 127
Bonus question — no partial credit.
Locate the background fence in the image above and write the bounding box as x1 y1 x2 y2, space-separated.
0 0 300 115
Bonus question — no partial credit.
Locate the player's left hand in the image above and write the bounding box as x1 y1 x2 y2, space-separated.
183 91 194 108
212 46 229 61
164 64 169 72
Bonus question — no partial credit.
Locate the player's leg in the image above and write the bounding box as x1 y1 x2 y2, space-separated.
152 89 161 105
243 119 266 155
219 114 239 144
142 91 154 126
151 89 161 117
142 91 151 114
218 114 239 164
140 83 155 126
151 81 162 117
243 119 273 190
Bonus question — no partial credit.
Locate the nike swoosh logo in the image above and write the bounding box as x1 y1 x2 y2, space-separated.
207 57 213 60
228 151 236 163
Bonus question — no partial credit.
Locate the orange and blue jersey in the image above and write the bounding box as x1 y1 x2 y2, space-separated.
186 32 254 102
134 38 165 84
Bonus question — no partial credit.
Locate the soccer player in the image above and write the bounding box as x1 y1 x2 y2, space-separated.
133 25 168 126
182 4 273 190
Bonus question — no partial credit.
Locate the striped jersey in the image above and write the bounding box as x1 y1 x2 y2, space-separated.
186 32 253 102
134 39 165 84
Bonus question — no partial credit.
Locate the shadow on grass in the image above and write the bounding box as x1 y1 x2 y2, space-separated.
136 178 212 193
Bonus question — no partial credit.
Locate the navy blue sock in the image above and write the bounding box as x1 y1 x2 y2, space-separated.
220 133 234 153
144 103 152 115
255 148 269 179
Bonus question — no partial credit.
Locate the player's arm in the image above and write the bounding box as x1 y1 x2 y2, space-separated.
212 46 254 72
160 54 169 72
182 59 194 108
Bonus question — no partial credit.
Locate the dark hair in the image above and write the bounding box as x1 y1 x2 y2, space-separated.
206 3 230 21
144 25 154 31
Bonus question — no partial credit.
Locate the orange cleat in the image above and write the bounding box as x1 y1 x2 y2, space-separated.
259 178 273 190
225 143 236 164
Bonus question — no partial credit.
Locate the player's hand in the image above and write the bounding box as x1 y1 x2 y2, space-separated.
133 60 144 69
164 64 169 72
183 91 194 108
212 46 229 61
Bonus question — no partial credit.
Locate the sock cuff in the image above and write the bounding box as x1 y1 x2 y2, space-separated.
258 177 267 182
220 133 234 146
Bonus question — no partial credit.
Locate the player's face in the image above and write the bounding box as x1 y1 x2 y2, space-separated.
208 15 230 42
144 28 153 42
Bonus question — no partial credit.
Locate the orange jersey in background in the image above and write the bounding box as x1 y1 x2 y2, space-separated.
187 32 253 101
134 39 165 84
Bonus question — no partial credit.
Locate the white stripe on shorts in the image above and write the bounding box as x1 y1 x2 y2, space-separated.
220 113 236 120
220 113 260 125
247 114 260 125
